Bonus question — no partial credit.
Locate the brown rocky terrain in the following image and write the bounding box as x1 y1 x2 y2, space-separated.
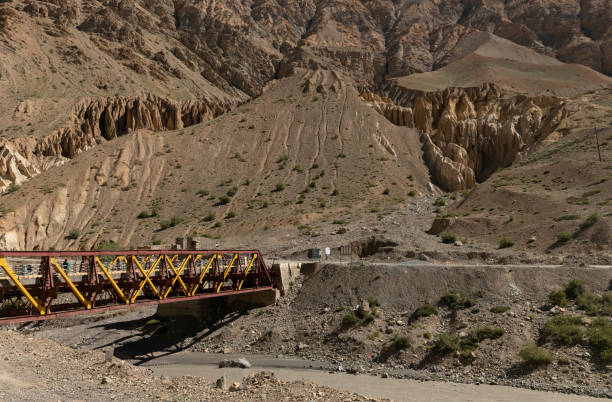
0 1 611 400
0 327 377 401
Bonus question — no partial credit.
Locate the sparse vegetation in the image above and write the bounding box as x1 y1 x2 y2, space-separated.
548 290 569 307
519 343 553 366
96 240 122 251
439 290 474 310
543 315 585 345
390 336 411 351
556 232 572 244
588 317 612 363
441 232 456 244
160 216 184 230
342 312 358 327
490 306 510 314
578 213 599 231
498 237 515 248
274 183 285 192
411 304 438 321
66 229 80 240
6 183 20 194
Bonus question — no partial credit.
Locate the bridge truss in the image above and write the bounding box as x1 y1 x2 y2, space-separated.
0 250 275 324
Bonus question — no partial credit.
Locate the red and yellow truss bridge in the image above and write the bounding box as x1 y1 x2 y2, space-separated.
0 250 275 325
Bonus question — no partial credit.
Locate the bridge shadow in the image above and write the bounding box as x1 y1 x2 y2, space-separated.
91 301 248 366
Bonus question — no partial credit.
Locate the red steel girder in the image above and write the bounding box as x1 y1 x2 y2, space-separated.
0 250 277 325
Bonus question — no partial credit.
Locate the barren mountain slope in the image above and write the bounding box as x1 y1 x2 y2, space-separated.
393 32 612 96
0 70 432 250
436 89 612 253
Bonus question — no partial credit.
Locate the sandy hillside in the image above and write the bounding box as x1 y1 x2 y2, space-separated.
393 32 612 96
0 70 433 250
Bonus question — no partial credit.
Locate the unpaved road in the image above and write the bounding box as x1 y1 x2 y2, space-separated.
141 352 606 402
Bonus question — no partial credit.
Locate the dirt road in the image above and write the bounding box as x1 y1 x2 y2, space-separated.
141 352 606 402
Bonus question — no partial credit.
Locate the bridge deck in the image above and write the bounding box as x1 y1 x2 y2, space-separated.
0 250 275 324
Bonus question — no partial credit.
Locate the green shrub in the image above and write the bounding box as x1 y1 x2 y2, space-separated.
440 290 474 310
226 186 238 197
196 189 209 197
218 196 230 205
553 214 579 222
518 343 552 366
368 331 380 340
490 306 510 314
170 216 183 226
203 212 216 222
391 336 411 351
434 197 446 206
331 189 338 196
588 317 612 363
548 290 569 307
274 183 285 192
558 357 571 366
342 312 358 327
408 190 416 197
66 229 80 240
367 296 380 309
473 327 504 341
498 237 515 248
6 183 20 194
543 315 585 345
556 232 572 244
434 333 460 354
137 211 150 219
441 232 457 244
578 213 599 231
95 240 121 251
382 188 390 195
225 211 236 219
565 279 586 300
576 292 612 316
411 304 438 321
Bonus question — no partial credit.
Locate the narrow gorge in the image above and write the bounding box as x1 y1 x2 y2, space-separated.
362 83 567 191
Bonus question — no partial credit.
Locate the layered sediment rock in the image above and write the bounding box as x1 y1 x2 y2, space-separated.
0 94 236 192
362 83 566 191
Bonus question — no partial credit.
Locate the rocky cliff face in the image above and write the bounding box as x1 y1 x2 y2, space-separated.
0 94 236 192
362 84 566 191
3 0 610 97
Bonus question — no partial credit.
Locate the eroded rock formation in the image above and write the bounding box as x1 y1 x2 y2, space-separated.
0 94 236 192
362 84 566 191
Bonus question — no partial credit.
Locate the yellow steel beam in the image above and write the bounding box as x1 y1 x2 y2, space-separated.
0 257 46 315
50 257 92 309
94 256 129 304
131 255 162 303
130 256 161 303
162 255 190 298
237 254 258 290
190 254 216 296
216 253 238 292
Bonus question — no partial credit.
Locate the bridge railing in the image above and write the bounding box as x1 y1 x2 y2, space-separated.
0 250 275 324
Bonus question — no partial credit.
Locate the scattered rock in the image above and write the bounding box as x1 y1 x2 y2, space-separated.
229 381 242 392
358 300 371 317
101 377 112 385
218 358 251 369
215 375 226 389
